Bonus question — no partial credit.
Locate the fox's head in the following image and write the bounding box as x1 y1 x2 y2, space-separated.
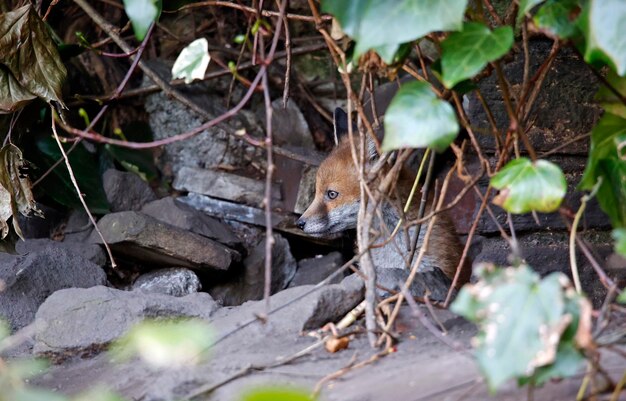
296 109 377 237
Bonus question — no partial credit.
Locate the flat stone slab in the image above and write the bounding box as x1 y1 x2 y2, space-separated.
173 167 283 208
33 286 218 357
141 196 240 248
89 211 237 271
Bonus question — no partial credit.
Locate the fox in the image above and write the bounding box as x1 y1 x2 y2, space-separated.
296 108 471 300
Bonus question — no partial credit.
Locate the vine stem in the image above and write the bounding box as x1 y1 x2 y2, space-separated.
50 111 116 268
569 177 603 294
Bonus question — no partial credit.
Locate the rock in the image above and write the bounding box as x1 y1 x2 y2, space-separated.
103 169 157 212
269 98 314 148
15 238 106 267
0 248 107 331
143 60 261 178
179 193 319 241
211 273 365 333
172 167 283 209
290 252 344 287
132 268 201 297
294 165 317 214
61 210 93 242
141 196 240 247
209 234 297 306
89 211 237 272
33 286 218 357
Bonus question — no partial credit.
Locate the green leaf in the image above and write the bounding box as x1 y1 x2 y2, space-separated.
491 158 566 214
451 266 584 391
534 0 581 39
580 113 626 189
518 0 546 21
382 81 459 152
595 158 626 227
322 0 467 63
122 0 162 41
172 38 211 84
613 228 626 257
0 4 66 111
441 23 513 89
583 0 626 75
0 144 43 239
241 387 315 401
35 137 109 214
595 70 626 119
112 319 212 368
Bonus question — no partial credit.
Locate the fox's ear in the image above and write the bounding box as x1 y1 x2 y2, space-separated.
333 108 357 145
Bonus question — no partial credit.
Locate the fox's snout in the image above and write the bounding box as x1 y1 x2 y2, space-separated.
295 216 306 230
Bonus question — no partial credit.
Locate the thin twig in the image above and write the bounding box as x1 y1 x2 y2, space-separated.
569 177 603 294
51 111 116 268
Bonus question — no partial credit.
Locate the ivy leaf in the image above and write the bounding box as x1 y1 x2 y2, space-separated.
35 137 109 214
595 158 626 227
491 158 566 214
451 265 586 391
0 4 66 110
382 81 459 153
172 38 211 84
534 0 581 39
241 387 315 401
322 0 467 63
579 113 626 190
122 0 162 41
582 0 626 75
441 22 513 89
0 144 43 240
518 0 546 21
612 228 626 257
595 70 626 119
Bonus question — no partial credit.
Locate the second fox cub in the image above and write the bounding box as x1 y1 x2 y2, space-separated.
296 109 470 299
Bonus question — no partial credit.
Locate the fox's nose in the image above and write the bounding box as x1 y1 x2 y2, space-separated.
296 217 306 230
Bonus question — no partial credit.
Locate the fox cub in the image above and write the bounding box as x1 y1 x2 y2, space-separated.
296 109 470 300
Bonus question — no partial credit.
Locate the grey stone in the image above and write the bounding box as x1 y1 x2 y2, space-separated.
141 197 240 247
294 165 317 214
132 268 201 297
15 238 106 267
0 247 107 331
290 251 344 287
33 286 218 357
269 98 314 148
89 211 237 272
179 193 319 241
143 60 262 178
172 167 283 209
103 169 157 212
61 210 93 242
209 234 297 306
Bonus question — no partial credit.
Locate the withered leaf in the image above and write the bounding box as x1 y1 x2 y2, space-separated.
0 144 43 239
0 4 66 112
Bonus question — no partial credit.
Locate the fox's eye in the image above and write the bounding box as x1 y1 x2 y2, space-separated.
326 190 339 200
